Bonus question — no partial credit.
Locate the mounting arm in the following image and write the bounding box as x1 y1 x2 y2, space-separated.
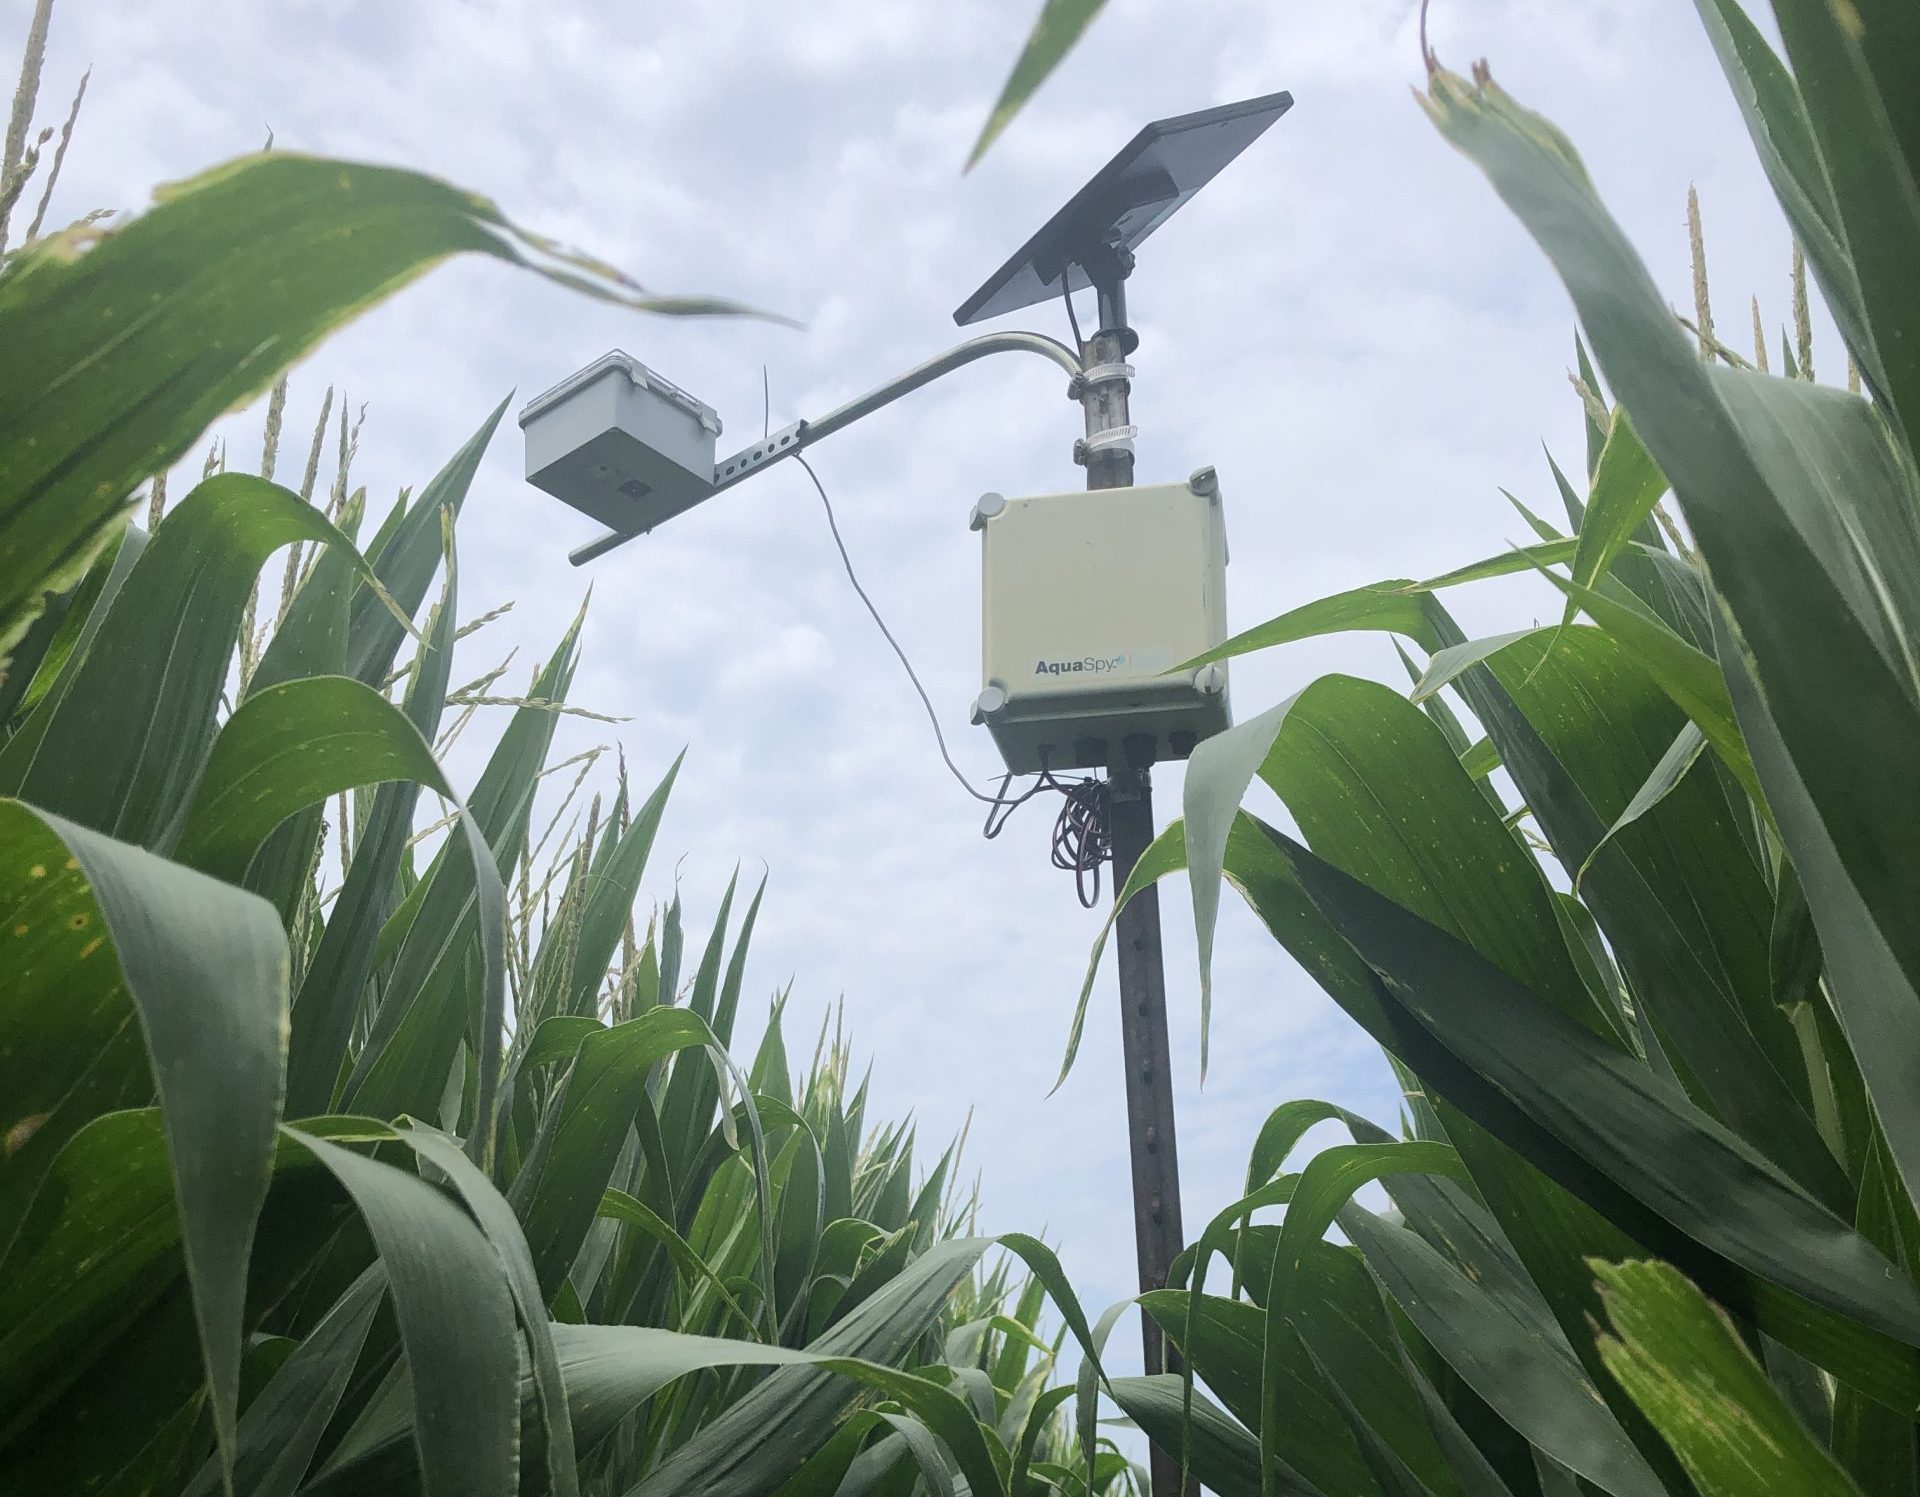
568 329 1084 566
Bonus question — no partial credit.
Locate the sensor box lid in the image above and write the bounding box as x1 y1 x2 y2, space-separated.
519 351 723 536
971 474 1230 774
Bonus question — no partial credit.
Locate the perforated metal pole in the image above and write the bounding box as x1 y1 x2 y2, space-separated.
1078 265 1192 1497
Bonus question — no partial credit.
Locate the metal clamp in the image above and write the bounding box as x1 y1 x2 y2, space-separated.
1069 361 1134 400
1083 425 1138 455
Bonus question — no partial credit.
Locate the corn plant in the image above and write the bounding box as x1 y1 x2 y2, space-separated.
1062 3 1920 1493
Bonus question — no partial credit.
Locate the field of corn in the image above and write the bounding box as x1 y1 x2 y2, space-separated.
6 0 1920 1494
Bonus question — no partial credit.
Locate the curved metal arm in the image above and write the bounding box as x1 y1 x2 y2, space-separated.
569 330 1082 565
800 329 1081 444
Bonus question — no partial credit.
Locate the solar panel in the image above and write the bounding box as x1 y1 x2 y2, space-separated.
953 91 1293 326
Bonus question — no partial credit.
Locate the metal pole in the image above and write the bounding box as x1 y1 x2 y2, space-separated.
1078 265 1192 1497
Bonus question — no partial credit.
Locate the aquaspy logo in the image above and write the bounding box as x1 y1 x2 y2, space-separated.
1034 654 1127 677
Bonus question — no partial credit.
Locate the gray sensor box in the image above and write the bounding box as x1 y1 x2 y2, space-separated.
519 351 723 535
970 472 1230 774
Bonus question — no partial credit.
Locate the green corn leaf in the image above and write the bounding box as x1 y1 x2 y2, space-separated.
1837 0 1920 177
656 873 740 1166
1256 1142 1470 1497
1182 584 1440 670
1304 1339 1446 1497
345 404 502 687
774 1128 825 1340
1834 1136 1920 1497
872 1411 957 1497
1146 1284 1384 1497
1768 0 1920 454
286 558 456 1118
1457 736 1499 780
171 675 464 883
0 151 753 656
1410 631 1540 702
2 474 390 845
965 0 1107 169
284 1125 520 1497
1563 408 1668 623
1185 675 1615 1049
0 522 142 727
249 485 365 698
1422 58 1920 1213
0 805 287 1488
1177 538 1581 674
396 1122 579 1497
508 1007 734 1299
1400 535 1578 597
1059 814 1186 1084
1537 572 1759 805
1008 1383 1077 1495
0 1111 191 1445
180 1268 387 1497
200 677 508 1168
1108 1375 1322 1497
599 1187 762 1339
1690 0 1878 393
1193 815 1897 1478
1574 721 1707 890
312 1325 1009 1495
1264 824 1920 1399
1501 486 1566 542
1474 627 1831 1202
344 611 579 1131
553 752 680 1018
1335 1202 1668 1497
1595 1259 1865 1497
751 996 795 1107
626 1238 992 1497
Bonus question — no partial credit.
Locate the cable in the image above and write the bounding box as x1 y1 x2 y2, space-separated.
797 451 1112 905
797 451 1002 806
1062 281 1085 352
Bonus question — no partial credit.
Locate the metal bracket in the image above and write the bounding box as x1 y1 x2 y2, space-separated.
1076 425 1138 464
714 420 806 485
1069 361 1135 400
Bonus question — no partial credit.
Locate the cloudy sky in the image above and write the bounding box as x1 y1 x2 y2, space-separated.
30 0 1817 1386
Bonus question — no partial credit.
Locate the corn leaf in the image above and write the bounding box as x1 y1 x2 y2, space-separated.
0 805 286 1487
0 152 745 655
625 1238 991 1496
1422 60 1920 1214
1109 1375 1320 1497
1563 409 1667 623
1 475 383 844
1768 0 1920 452
286 553 456 1117
1264 824 1920 1397
1336 1202 1668 1497
1595 1259 1865 1497
284 1126 520 1497
181 1268 386 1497
965 0 1107 169
343 613 579 1128
510 1007 735 1299
396 1122 580 1497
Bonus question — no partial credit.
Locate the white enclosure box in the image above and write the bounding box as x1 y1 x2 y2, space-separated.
519 351 722 535
971 474 1230 773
